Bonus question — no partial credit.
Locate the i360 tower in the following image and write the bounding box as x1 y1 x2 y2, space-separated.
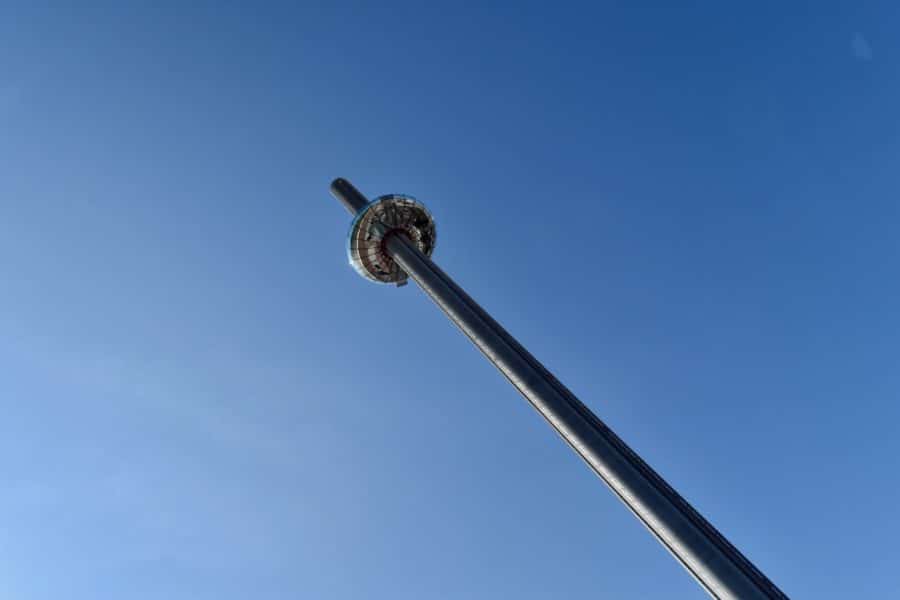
330 177 788 600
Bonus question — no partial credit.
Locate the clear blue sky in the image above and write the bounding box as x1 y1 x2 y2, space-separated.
1 2 898 598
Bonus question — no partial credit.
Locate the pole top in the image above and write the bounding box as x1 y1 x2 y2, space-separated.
330 178 370 215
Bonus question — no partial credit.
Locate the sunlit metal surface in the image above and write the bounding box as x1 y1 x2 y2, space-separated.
330 178 788 600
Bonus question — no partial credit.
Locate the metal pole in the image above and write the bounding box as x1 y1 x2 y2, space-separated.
332 180 788 600
331 177 370 214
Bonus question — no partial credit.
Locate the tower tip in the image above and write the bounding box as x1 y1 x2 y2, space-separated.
330 177 369 215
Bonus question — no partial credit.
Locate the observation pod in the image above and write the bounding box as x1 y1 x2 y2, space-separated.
329 177 788 600
347 194 436 286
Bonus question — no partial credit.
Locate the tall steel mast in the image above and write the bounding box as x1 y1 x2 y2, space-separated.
330 177 787 600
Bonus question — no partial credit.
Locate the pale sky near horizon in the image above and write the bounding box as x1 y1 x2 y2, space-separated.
2 3 899 598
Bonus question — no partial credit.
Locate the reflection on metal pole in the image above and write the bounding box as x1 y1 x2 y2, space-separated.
330 178 788 600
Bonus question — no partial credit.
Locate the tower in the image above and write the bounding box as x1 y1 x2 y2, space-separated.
331 177 788 600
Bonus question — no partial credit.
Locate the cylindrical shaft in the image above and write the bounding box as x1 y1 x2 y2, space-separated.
330 177 370 215
384 232 787 600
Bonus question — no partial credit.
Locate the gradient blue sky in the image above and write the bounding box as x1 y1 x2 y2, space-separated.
2 3 898 598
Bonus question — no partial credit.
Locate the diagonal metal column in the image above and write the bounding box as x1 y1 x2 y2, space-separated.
331 178 788 600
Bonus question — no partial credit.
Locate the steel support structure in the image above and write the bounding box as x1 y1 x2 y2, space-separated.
331 178 787 600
